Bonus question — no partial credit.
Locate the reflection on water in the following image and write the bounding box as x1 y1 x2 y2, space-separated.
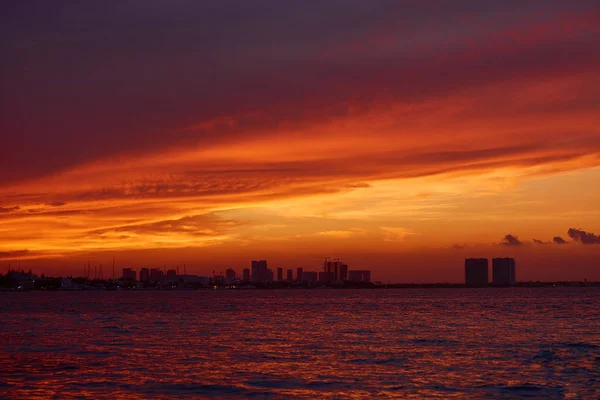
1 288 599 399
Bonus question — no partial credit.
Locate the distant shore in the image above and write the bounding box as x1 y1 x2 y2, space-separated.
1 281 598 292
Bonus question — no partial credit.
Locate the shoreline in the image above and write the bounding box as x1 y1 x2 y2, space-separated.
1 282 599 292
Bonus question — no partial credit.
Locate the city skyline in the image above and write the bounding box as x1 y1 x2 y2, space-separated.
5 255 598 291
2 254 580 285
1 2 600 281
0 242 598 283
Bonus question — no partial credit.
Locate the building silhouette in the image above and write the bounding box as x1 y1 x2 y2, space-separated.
348 270 371 282
465 258 488 286
296 267 303 282
252 260 271 283
320 258 350 281
286 269 293 281
319 271 336 283
492 258 516 286
150 268 164 282
242 268 250 282
140 268 150 282
302 271 317 283
339 263 349 280
277 268 283 282
324 260 337 279
225 268 236 283
122 268 136 281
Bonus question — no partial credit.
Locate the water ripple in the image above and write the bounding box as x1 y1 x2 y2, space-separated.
1 288 599 399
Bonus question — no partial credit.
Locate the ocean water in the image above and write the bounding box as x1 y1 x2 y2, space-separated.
1 288 599 399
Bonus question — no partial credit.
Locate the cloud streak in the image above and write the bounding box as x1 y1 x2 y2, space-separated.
0 250 30 259
90 214 241 238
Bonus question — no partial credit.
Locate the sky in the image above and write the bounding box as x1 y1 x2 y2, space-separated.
1 1 599 282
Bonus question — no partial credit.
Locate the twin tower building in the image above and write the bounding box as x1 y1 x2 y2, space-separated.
465 258 516 286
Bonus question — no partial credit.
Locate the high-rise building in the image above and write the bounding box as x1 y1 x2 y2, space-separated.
140 268 150 282
242 268 250 282
302 271 318 282
492 258 516 286
296 267 303 282
225 268 236 283
465 258 489 286
319 271 336 283
122 268 136 281
324 261 334 275
323 259 349 281
348 270 371 282
252 260 268 283
339 263 348 280
150 268 164 282
286 269 293 281
167 269 177 277
277 268 283 282
324 260 341 280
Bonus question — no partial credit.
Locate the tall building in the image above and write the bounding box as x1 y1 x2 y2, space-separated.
242 268 250 282
339 263 348 280
296 267 303 282
492 258 516 286
465 258 488 286
122 268 136 281
150 268 164 282
286 269 293 281
302 271 318 282
225 268 236 284
324 260 335 277
319 271 335 283
324 259 345 280
322 259 349 281
276 268 283 281
252 260 268 283
348 270 371 282
140 268 150 282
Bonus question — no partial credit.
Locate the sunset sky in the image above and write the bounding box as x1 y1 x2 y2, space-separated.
1 1 599 282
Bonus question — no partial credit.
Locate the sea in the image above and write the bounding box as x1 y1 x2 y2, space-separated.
1 288 599 399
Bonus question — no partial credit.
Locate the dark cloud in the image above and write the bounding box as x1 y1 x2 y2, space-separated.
568 228 600 244
0 250 29 259
46 201 66 207
500 234 523 246
553 236 568 244
533 239 550 244
0 206 20 213
1 1 599 185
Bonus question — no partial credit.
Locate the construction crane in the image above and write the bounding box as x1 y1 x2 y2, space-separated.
310 256 330 271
